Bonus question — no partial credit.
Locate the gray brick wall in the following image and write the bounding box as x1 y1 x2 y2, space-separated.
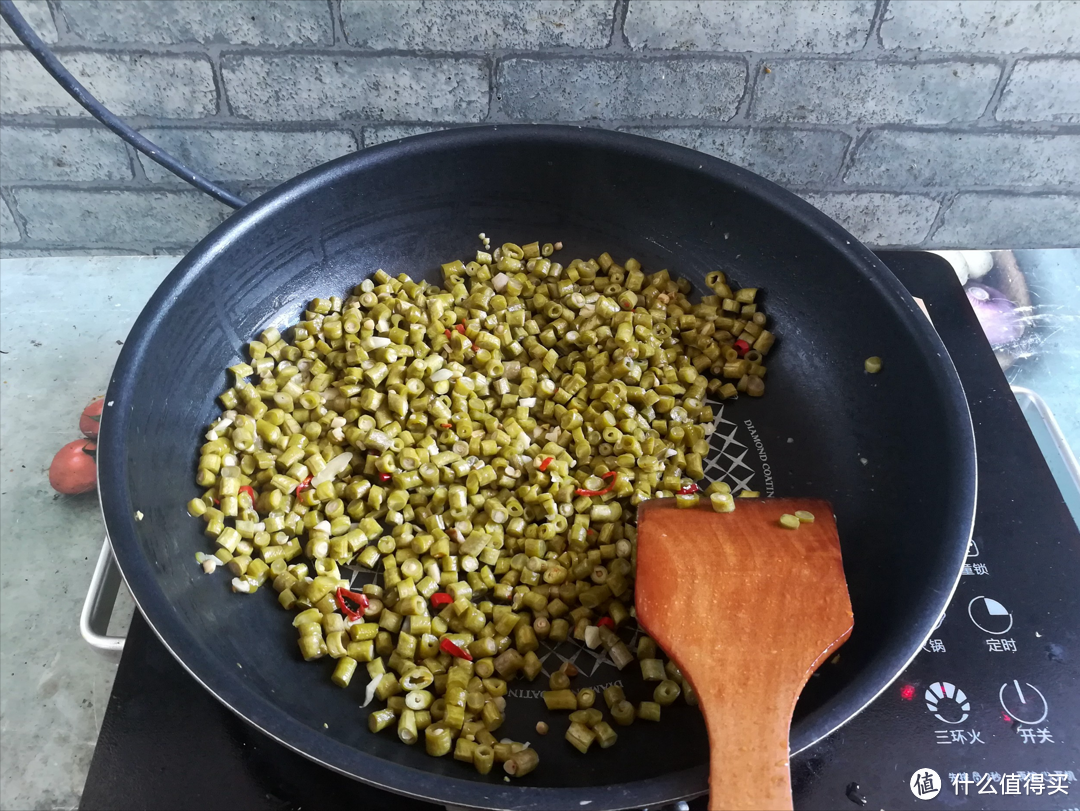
0 124 132 181
340 0 614 49
624 1 876 52
622 126 851 186
135 127 358 184
1 0 1078 255
996 58 1080 124
1 50 217 117
1 194 20 242
221 54 489 121
60 0 334 46
497 57 746 121
752 60 1002 125
11 188 233 249
0 0 54 45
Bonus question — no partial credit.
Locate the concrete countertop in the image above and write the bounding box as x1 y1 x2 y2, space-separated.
0 256 178 810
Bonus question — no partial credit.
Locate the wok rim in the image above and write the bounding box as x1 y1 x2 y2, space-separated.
97 124 976 810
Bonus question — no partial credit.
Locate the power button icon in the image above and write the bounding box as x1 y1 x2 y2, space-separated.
999 680 1048 725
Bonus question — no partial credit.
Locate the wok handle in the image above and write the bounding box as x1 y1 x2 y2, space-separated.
80 538 125 663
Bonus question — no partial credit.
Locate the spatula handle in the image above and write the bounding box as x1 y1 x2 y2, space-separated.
695 678 802 810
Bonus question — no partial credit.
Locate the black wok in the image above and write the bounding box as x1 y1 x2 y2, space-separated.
97 126 976 810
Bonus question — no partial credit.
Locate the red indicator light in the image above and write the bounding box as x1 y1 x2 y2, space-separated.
900 684 916 701
1002 712 1013 723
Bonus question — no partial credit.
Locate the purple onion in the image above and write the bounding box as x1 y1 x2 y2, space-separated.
966 283 1024 346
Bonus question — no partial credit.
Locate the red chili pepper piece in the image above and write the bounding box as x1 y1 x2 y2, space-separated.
334 587 369 622
440 637 473 661
295 475 313 494
575 470 618 497
430 592 453 609
440 423 453 430
538 456 554 472
455 323 466 334
678 482 699 495
444 329 452 339
218 485 257 506
597 617 615 630
734 339 751 357
377 471 392 484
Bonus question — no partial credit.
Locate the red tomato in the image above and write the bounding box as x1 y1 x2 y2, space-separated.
80 397 105 439
49 439 97 495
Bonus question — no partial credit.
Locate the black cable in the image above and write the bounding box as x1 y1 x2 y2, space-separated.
0 0 247 209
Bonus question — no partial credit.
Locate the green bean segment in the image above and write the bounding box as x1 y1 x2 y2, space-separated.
189 238 779 780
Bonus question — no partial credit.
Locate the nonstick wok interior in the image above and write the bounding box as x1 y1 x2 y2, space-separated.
98 126 975 809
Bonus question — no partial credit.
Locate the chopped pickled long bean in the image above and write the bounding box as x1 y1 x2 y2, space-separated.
188 237 780 780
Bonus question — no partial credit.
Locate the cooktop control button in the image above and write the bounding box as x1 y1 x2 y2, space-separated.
999 680 1048 726
968 595 1014 635
925 681 970 724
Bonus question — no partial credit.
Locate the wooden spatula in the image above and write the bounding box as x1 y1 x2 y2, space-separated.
635 498 853 811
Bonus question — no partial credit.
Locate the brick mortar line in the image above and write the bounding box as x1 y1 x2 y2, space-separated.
4 116 1079 139
833 128 865 187
924 191 959 243
0 186 29 241
622 119 1080 133
867 0 890 53
2 252 157 257
597 46 1080 63
1 243 177 250
806 186 1080 195
623 121 1080 134
487 54 502 123
979 57 1018 123
43 0 68 39
991 53 1080 64
347 123 364 150
610 0 629 51
218 48 745 61
5 115 1078 135
121 142 144 182
216 50 1073 64
727 57 759 122
0 117 379 131
798 122 1080 135
1 42 232 57
4 181 246 193
5 40 1080 61
204 44 230 118
6 180 1078 197
628 121 1080 134
329 0 345 48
